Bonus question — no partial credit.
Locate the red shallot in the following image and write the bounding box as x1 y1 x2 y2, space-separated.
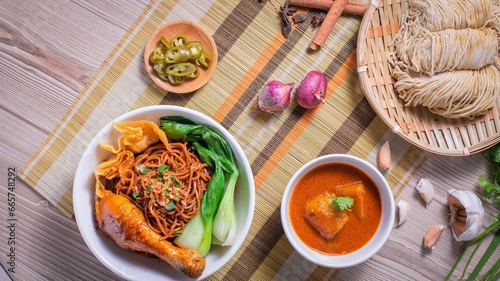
296 70 328 109
254 80 294 113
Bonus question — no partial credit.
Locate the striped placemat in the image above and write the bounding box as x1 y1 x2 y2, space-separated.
18 0 428 279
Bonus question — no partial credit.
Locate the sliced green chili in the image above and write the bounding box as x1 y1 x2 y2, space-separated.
165 62 197 77
185 41 203 59
165 47 191 64
149 47 167 64
195 51 212 68
160 36 172 48
149 34 209 85
171 34 188 47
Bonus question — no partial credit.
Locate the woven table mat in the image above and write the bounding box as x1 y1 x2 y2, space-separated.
18 0 428 279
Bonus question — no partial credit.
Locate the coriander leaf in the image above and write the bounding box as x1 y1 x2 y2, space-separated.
483 144 500 165
332 196 354 211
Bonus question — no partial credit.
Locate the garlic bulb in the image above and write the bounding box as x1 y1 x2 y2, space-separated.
394 199 409 227
448 189 484 241
423 224 446 249
416 177 434 205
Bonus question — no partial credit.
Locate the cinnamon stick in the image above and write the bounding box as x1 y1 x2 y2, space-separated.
289 0 368 16
309 0 348 50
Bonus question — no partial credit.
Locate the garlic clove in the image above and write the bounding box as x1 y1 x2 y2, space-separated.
448 189 484 241
378 141 391 170
423 224 446 249
394 199 409 227
416 177 434 205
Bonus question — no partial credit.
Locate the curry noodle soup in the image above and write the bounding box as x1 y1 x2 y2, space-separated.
289 163 382 255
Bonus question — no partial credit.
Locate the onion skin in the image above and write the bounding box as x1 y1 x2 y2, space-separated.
296 70 328 109
256 80 294 113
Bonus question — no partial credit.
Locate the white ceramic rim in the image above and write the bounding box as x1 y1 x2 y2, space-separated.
73 105 255 280
280 154 395 268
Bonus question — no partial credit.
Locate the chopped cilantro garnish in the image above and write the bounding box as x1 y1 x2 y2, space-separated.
332 196 354 211
132 192 141 199
146 185 153 193
175 230 183 236
173 194 180 202
173 179 181 188
163 189 170 197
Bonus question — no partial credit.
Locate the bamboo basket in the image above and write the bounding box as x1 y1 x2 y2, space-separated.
356 0 500 156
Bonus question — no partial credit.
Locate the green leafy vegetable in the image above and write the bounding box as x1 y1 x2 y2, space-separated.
445 144 500 281
162 116 239 256
332 196 354 211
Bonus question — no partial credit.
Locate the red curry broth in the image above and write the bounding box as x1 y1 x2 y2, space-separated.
289 162 382 255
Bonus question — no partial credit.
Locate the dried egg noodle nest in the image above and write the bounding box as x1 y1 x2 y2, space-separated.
391 23 499 76
406 0 495 31
391 64 500 119
388 0 500 119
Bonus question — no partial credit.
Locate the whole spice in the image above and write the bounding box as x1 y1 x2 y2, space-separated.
448 189 484 241
292 13 308 24
423 224 446 249
264 0 300 38
296 70 328 108
309 0 348 50
394 199 409 227
289 0 368 16
378 141 391 170
254 80 295 113
311 12 325 27
415 177 434 206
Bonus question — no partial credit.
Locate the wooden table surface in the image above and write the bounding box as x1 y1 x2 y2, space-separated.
1 1 499 281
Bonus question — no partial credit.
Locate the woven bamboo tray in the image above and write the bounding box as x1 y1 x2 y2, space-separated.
356 0 500 156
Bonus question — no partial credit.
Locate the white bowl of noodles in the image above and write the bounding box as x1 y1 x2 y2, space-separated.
73 105 255 280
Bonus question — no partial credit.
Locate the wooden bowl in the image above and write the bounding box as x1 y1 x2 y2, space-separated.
144 20 218 94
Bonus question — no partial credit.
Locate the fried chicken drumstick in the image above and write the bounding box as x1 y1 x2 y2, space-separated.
95 192 206 278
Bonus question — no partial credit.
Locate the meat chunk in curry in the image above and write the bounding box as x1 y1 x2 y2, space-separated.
304 193 349 239
335 181 366 220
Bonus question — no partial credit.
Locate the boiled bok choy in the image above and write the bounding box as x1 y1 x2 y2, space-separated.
159 116 238 256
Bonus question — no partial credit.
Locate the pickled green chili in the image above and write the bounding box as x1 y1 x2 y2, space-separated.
149 33 212 85
185 41 203 59
165 62 197 77
165 47 191 64
171 34 189 47
196 51 212 68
